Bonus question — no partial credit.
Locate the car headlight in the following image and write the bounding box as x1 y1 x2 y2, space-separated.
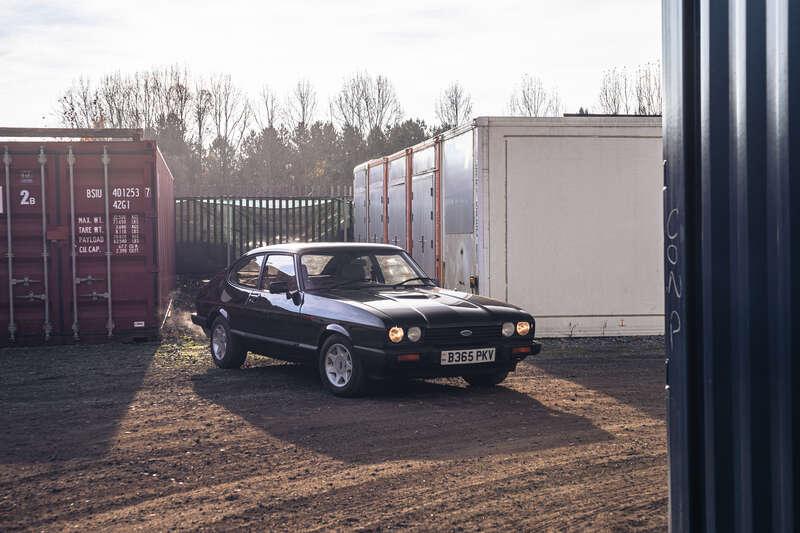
516 321 531 336
501 322 515 337
407 326 422 342
388 326 404 343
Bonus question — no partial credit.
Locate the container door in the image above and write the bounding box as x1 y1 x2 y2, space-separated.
411 173 435 278
352 168 367 242
367 165 384 243
66 145 158 340
0 147 60 345
387 182 406 248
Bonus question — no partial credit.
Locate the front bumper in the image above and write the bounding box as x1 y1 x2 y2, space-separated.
355 339 543 379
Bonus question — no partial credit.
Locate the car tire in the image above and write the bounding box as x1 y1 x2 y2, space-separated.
318 334 366 397
463 370 509 387
209 316 246 369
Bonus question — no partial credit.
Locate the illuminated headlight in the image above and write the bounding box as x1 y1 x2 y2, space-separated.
501 322 515 337
516 321 531 336
407 326 422 342
388 326 405 343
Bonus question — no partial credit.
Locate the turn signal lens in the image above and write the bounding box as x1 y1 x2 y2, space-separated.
388 326 404 343
501 322 515 337
516 321 531 336
407 326 422 342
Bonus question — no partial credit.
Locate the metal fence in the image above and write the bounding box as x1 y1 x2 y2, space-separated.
175 196 353 275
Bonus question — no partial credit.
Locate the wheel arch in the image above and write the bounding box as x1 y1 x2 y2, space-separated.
317 323 351 350
207 307 229 328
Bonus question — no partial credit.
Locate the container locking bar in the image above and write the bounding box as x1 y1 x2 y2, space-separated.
37 147 51 341
67 147 79 339
3 147 15 341
101 147 114 337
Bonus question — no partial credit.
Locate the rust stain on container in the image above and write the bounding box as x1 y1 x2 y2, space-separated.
0 140 175 345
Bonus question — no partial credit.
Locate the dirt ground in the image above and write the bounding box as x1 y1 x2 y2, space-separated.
0 300 667 531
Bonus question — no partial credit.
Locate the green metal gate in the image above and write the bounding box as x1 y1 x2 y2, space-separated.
175 196 353 275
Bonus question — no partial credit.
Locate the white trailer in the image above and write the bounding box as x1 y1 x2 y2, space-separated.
353 116 664 337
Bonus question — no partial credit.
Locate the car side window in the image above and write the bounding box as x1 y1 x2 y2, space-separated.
263 254 298 292
229 254 265 288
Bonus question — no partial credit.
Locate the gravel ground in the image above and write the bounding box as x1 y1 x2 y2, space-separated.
0 304 667 531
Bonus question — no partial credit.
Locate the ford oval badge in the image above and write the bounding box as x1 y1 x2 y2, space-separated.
460 329 473 337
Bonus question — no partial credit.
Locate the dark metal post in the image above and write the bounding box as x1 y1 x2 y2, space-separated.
663 0 799 530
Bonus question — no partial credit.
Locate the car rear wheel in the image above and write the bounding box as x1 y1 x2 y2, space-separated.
319 334 366 397
210 317 246 369
463 370 509 387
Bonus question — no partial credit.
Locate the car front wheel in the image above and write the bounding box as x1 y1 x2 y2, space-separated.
210 317 246 369
318 334 366 397
463 370 509 387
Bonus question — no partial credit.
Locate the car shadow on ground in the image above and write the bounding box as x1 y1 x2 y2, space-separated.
191 360 613 464
0 343 156 463
532 337 666 420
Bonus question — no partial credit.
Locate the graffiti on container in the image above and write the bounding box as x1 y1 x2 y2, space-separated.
665 207 682 350
77 214 143 255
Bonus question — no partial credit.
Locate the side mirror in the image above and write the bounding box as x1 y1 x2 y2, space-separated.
268 281 289 294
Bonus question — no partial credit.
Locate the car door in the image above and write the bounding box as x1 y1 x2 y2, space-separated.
225 253 266 335
245 253 303 359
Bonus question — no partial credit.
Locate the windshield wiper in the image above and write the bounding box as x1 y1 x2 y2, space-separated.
328 278 379 289
393 276 437 288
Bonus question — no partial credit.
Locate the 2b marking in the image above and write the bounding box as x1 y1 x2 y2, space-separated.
19 190 36 205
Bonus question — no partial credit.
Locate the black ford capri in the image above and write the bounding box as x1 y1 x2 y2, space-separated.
191 243 542 397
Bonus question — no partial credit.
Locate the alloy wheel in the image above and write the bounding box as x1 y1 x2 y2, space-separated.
212 324 227 360
324 343 353 388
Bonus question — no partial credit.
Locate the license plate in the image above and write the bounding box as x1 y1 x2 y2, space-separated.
440 347 496 365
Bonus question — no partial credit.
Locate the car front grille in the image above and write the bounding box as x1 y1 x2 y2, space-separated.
424 324 502 346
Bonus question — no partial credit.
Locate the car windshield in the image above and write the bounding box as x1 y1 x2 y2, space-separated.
300 250 432 290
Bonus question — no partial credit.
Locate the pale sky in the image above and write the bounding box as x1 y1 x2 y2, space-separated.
0 0 661 127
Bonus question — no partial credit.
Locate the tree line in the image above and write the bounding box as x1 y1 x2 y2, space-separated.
56 63 661 196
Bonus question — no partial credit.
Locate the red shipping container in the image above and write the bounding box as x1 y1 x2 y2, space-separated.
0 131 175 345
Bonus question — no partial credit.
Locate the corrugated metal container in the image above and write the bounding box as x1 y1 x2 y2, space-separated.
353 116 664 337
663 1 799 531
0 129 175 345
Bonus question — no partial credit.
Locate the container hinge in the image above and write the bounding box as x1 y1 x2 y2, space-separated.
11 277 39 286
76 275 103 285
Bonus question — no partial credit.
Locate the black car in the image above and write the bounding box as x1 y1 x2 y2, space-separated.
191 243 542 396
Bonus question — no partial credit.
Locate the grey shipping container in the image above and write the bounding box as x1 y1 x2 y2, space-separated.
353 116 664 337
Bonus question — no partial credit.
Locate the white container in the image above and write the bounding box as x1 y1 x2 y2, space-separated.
354 116 664 337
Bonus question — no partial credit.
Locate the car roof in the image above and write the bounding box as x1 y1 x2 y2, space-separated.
244 242 404 255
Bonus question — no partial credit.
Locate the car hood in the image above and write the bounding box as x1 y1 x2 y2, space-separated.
321 286 529 325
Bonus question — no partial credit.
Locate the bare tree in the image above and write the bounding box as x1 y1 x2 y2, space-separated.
435 81 473 127
330 73 369 134
331 72 402 137
192 80 213 151
597 67 635 115
508 74 561 117
634 61 662 115
285 79 318 129
209 74 252 180
364 74 402 133
58 77 102 128
255 85 281 130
